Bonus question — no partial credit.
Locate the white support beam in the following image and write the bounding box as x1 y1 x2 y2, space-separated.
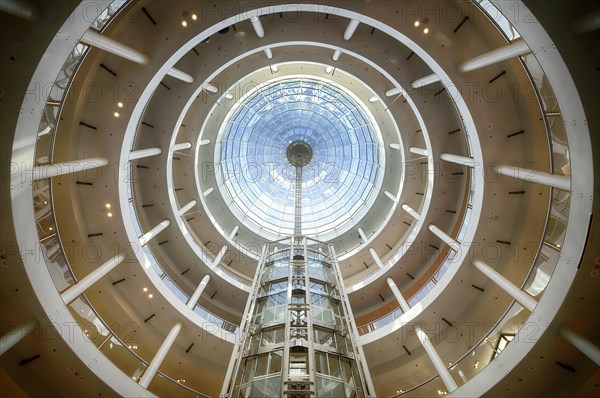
0 319 38 356
409 147 428 156
250 16 265 38
559 327 600 366
203 187 214 197
495 165 571 191
387 277 458 392
358 228 368 242
139 322 182 388
202 83 219 93
428 224 460 252
199 139 211 146
81 30 149 65
332 49 342 61
212 245 228 267
178 200 197 216
386 277 410 312
187 275 211 309
369 248 384 268
173 142 192 151
473 260 538 312
416 328 459 392
402 204 421 221
230 226 239 239
411 73 441 89
343 19 360 41
384 191 397 202
458 38 530 73
60 254 126 304
129 147 162 161
264 47 273 59
139 220 170 246
33 158 108 180
385 87 402 97
440 153 477 167
166 67 194 83
389 143 401 150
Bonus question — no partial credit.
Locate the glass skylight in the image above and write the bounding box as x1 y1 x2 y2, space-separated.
215 77 384 241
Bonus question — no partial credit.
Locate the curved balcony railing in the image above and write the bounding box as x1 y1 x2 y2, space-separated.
31 2 219 396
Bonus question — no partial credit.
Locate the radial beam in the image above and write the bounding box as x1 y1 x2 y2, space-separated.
202 83 219 93
166 67 194 83
428 224 460 251
495 165 570 190
178 200 197 216
559 327 600 366
33 158 108 180
139 322 182 388
369 248 385 268
401 204 420 220
358 228 368 242
212 245 228 267
409 147 428 156
187 275 211 309
264 47 273 59
458 38 530 73
440 153 477 167
0 319 38 356
129 147 162 160
332 49 342 61
250 16 265 38
343 19 360 41
411 73 441 89
81 29 149 65
385 191 397 202
203 187 214 197
385 87 402 97
230 225 239 238
473 260 537 312
60 254 126 304
173 142 192 151
139 220 170 246
387 277 458 392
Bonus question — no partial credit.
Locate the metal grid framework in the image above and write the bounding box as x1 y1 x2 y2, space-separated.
216 78 385 240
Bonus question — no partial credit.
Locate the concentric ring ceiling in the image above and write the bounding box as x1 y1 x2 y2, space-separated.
215 77 385 240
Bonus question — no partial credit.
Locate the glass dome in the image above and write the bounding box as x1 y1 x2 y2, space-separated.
215 77 385 241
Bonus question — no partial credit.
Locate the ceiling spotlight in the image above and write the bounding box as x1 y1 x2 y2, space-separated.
191 14 197 21
143 287 148 292
49 226 53 231
107 212 113 217
148 294 154 298
117 102 123 108
182 20 188 27
113 112 119 117
414 21 420 27
105 203 111 208
423 28 429 34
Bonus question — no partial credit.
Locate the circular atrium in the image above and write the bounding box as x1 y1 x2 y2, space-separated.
1 1 598 397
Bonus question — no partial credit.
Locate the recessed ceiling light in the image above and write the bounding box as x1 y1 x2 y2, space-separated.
117 102 123 108
107 212 113 217
143 287 148 292
148 294 153 298
105 203 111 208
113 112 119 117
191 14 197 21
414 21 420 27
423 28 429 34
49 226 53 231
181 20 188 27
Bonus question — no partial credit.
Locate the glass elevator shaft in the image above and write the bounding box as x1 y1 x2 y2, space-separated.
221 238 375 397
